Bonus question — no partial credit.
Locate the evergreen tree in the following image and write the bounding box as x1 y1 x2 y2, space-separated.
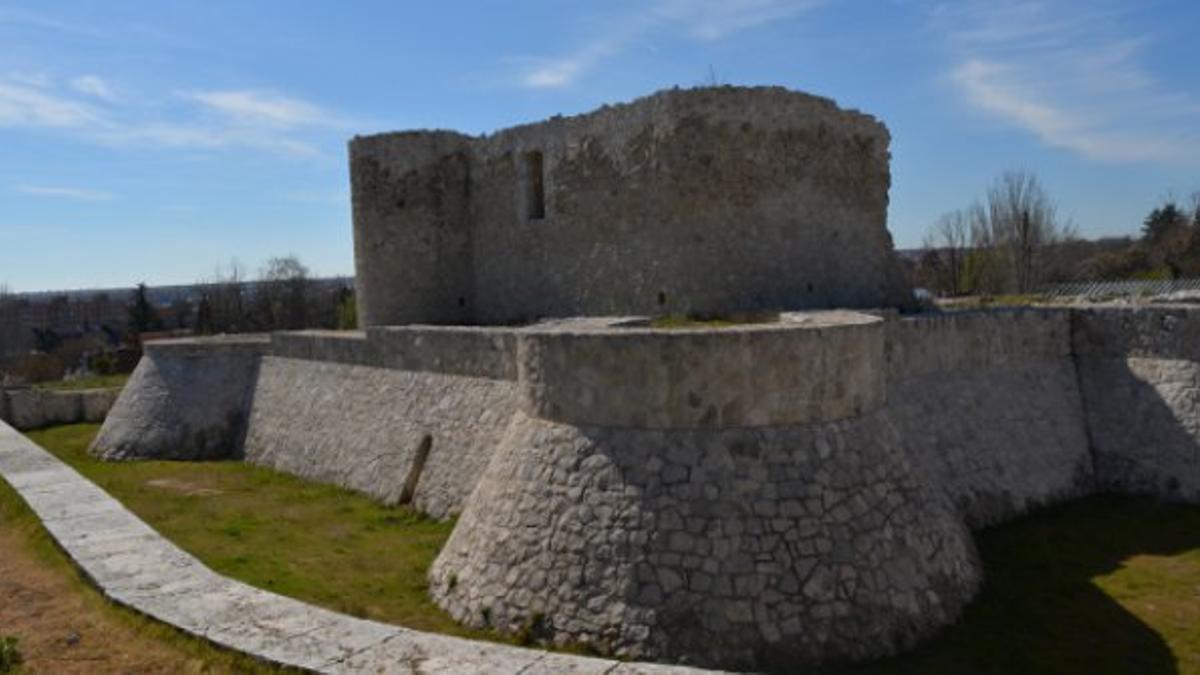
195 295 214 334
127 283 163 334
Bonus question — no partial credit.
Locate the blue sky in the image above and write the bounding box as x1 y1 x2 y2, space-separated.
2 0 1198 292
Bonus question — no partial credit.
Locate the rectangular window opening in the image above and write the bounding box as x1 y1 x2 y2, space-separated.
525 151 546 220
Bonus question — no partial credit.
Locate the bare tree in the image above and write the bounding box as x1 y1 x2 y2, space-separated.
257 256 312 330
0 283 26 367
983 171 1073 294
963 201 1002 294
197 259 249 334
923 210 972 296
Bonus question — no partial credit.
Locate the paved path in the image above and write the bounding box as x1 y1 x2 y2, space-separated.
0 422 720 674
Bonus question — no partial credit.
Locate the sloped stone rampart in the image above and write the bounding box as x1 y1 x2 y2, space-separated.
89 336 269 461
242 356 519 519
883 311 1093 528
429 411 980 669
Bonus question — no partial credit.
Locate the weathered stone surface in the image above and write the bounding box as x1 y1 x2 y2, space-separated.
89 336 269 461
243 355 519 518
351 86 911 327
0 421 720 675
885 311 1093 527
81 304 1200 670
1074 307 1200 500
519 312 885 429
430 411 981 670
0 387 119 431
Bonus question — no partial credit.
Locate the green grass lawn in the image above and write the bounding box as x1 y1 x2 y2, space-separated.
0 445 288 674
22 423 1200 674
33 373 130 391
25 423 479 640
818 496 1200 675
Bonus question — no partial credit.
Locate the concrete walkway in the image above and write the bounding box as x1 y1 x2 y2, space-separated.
0 422 719 674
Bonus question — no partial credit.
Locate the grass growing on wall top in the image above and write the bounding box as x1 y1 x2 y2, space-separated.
33 373 130 391
648 310 781 329
20 424 1200 673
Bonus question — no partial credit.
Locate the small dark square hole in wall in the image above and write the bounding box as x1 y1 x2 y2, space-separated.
657 291 667 305
525 151 546 220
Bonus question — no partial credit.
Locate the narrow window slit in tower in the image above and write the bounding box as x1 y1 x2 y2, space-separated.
525 151 545 220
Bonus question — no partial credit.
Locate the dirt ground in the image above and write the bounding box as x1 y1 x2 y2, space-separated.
0 521 266 674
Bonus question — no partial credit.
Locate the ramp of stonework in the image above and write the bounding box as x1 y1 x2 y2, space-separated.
0 421 720 675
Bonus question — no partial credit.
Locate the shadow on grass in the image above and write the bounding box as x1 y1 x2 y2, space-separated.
811 495 1200 675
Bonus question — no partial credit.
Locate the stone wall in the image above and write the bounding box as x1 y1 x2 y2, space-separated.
350 132 474 327
520 312 884 429
884 311 1094 528
83 305 1200 670
89 336 270 461
430 410 979 670
351 87 910 326
242 356 519 518
1073 307 1200 500
0 386 119 431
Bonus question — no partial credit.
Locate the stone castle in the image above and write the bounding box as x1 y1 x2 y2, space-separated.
89 87 1200 671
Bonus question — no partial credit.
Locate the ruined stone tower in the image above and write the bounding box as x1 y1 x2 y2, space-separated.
350 86 911 326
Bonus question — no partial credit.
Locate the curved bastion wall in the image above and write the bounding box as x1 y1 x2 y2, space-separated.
84 305 1200 670
430 314 982 668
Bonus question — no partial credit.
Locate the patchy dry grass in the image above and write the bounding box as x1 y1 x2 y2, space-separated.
0 458 286 673
936 294 1050 311
33 374 129 392
18 424 1200 674
648 311 780 329
25 424 482 639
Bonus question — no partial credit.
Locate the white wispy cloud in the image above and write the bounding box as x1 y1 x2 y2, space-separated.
180 89 343 128
655 0 827 40
14 184 117 201
0 78 102 128
932 0 1200 164
0 7 105 38
517 0 827 89
70 75 116 101
0 73 345 158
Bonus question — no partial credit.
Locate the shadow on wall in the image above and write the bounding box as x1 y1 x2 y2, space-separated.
1078 355 1200 501
821 495 1198 675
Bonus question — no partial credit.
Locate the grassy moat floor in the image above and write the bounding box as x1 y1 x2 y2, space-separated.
5 423 1200 674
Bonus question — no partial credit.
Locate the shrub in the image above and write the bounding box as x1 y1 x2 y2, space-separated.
0 635 23 673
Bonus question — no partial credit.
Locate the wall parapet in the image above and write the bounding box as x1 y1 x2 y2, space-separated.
1072 306 1200 359
518 312 884 429
885 309 1072 382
